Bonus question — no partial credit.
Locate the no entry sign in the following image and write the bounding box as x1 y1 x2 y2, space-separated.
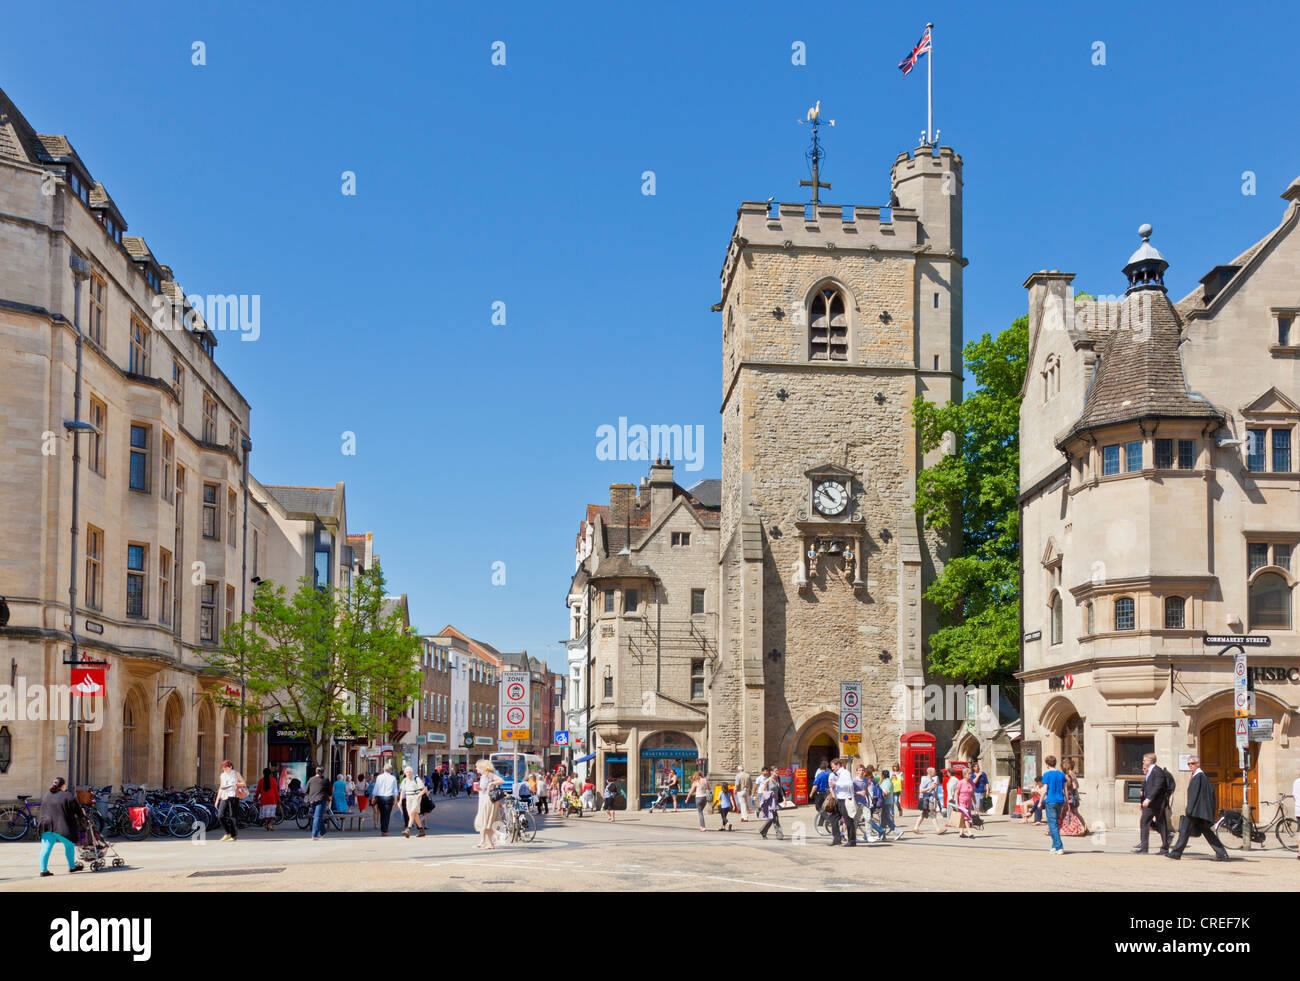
500 670 531 742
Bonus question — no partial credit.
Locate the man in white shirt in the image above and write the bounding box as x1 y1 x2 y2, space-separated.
828 758 857 847
371 763 400 837
734 765 752 822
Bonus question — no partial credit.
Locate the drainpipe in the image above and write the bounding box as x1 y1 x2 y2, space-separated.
238 435 251 772
65 253 91 790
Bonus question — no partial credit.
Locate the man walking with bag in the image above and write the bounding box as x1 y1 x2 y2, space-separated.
828 758 857 847
1133 753 1173 854
734 764 752 822
1166 756 1230 861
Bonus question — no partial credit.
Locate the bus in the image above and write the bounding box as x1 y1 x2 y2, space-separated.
489 752 543 792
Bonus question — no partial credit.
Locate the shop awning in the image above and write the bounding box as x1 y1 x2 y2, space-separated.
574 752 596 763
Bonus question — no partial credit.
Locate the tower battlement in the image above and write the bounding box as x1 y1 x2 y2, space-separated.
889 144 963 182
720 202 922 299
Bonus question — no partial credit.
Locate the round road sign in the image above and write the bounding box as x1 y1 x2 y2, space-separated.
506 707 525 726
843 690 859 709
507 682 525 701
843 712 859 730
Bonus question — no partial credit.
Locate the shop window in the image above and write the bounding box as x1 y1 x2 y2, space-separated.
1061 714 1084 777
1249 572 1292 630
1115 736 1154 778
1114 596 1135 631
1164 596 1185 629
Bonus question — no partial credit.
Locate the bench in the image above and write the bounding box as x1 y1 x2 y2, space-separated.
334 809 367 832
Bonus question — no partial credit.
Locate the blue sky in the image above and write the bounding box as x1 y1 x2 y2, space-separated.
5 0 1297 673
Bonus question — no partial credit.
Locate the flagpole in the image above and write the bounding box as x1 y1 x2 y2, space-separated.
926 22 934 144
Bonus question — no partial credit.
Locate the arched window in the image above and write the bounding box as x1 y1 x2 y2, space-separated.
1164 596 1186 629
1085 601 1095 635
1062 714 1085 777
809 287 848 362
1114 596 1135 631
1249 572 1293 629
1050 593 1063 645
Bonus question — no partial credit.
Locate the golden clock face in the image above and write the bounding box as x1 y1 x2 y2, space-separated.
813 480 848 516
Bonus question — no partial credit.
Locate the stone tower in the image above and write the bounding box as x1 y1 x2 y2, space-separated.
713 144 964 774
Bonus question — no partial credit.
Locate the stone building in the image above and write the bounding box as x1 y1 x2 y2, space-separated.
416 634 454 772
575 461 721 808
713 145 965 780
430 625 502 765
1019 176 1300 829
0 86 356 794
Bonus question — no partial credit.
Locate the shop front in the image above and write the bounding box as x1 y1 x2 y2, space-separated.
1021 657 1298 830
267 721 314 792
638 731 704 809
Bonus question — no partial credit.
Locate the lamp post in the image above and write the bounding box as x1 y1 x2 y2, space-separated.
64 253 92 790
238 435 251 772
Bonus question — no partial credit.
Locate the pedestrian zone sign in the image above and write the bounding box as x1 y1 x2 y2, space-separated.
840 681 861 740
554 730 570 746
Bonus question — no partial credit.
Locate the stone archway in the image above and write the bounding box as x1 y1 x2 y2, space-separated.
782 711 842 771
196 699 215 788
161 693 183 789
121 687 151 787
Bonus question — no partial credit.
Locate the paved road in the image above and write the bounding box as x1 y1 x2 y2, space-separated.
0 797 1293 891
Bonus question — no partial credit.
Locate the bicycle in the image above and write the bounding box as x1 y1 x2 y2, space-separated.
493 796 537 844
0 795 41 841
1214 794 1296 851
295 803 344 834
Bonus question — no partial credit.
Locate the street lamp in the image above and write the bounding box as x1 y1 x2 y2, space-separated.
64 252 91 791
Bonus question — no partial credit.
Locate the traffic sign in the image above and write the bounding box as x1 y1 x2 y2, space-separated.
554 730 570 746
1235 717 1248 748
463 732 474 749
1234 690 1250 717
840 682 862 740
1248 718 1274 742
499 670 530 743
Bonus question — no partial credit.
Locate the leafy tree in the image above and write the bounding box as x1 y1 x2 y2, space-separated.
911 316 1027 686
211 564 422 768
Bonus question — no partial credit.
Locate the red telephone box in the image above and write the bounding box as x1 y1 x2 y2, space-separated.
900 731 936 810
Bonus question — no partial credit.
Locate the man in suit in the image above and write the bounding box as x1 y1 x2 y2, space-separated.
1133 752 1172 854
1166 756 1230 861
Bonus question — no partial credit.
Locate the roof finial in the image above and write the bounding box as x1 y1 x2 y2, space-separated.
1138 222 1153 242
796 101 834 205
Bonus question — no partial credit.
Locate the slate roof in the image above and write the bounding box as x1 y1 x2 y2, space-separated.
262 485 339 517
687 478 721 507
1058 291 1223 446
589 552 660 582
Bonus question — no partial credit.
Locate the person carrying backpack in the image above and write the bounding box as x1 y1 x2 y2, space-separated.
1134 752 1174 854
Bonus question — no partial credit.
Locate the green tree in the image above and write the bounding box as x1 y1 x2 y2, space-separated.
211 564 422 767
911 316 1027 685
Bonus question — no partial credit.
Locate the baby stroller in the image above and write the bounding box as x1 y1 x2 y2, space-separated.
77 801 126 872
561 792 584 817
650 787 676 813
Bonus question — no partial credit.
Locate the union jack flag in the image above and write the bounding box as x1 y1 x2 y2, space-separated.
898 26 931 76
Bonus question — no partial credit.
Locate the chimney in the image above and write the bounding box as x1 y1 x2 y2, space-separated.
649 459 675 522
609 483 636 533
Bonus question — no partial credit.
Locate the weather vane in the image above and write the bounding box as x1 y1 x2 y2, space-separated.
797 101 834 205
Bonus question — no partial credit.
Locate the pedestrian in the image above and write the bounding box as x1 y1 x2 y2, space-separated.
603 777 621 821
1166 756 1230 861
1020 778 1045 824
538 774 551 815
371 762 399 836
810 759 832 834
257 766 279 831
518 773 535 813
892 766 904 818
969 762 989 829
1133 752 1173 855
36 776 84 876
365 772 379 828
332 773 349 815
345 773 357 810
954 769 975 838
851 765 875 842
474 759 504 849
1059 767 1088 837
304 766 332 840
690 770 710 833
717 781 734 831
397 765 428 838
913 766 945 834
758 766 785 840
944 768 961 822
828 758 857 847
665 768 680 810
581 777 596 813
877 768 901 839
216 759 246 842
1040 755 1067 854
734 764 752 822
861 765 889 842
560 774 575 817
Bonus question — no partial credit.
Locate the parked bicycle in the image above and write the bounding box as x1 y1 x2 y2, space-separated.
0 794 41 841
494 796 537 844
1214 793 1296 851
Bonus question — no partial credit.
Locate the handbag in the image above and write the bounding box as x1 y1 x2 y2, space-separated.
821 794 839 814
420 794 434 815
488 786 506 803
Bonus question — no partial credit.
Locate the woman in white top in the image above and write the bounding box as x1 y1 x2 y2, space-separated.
473 760 504 849
396 765 427 838
912 766 946 835
215 759 246 842
690 771 710 832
